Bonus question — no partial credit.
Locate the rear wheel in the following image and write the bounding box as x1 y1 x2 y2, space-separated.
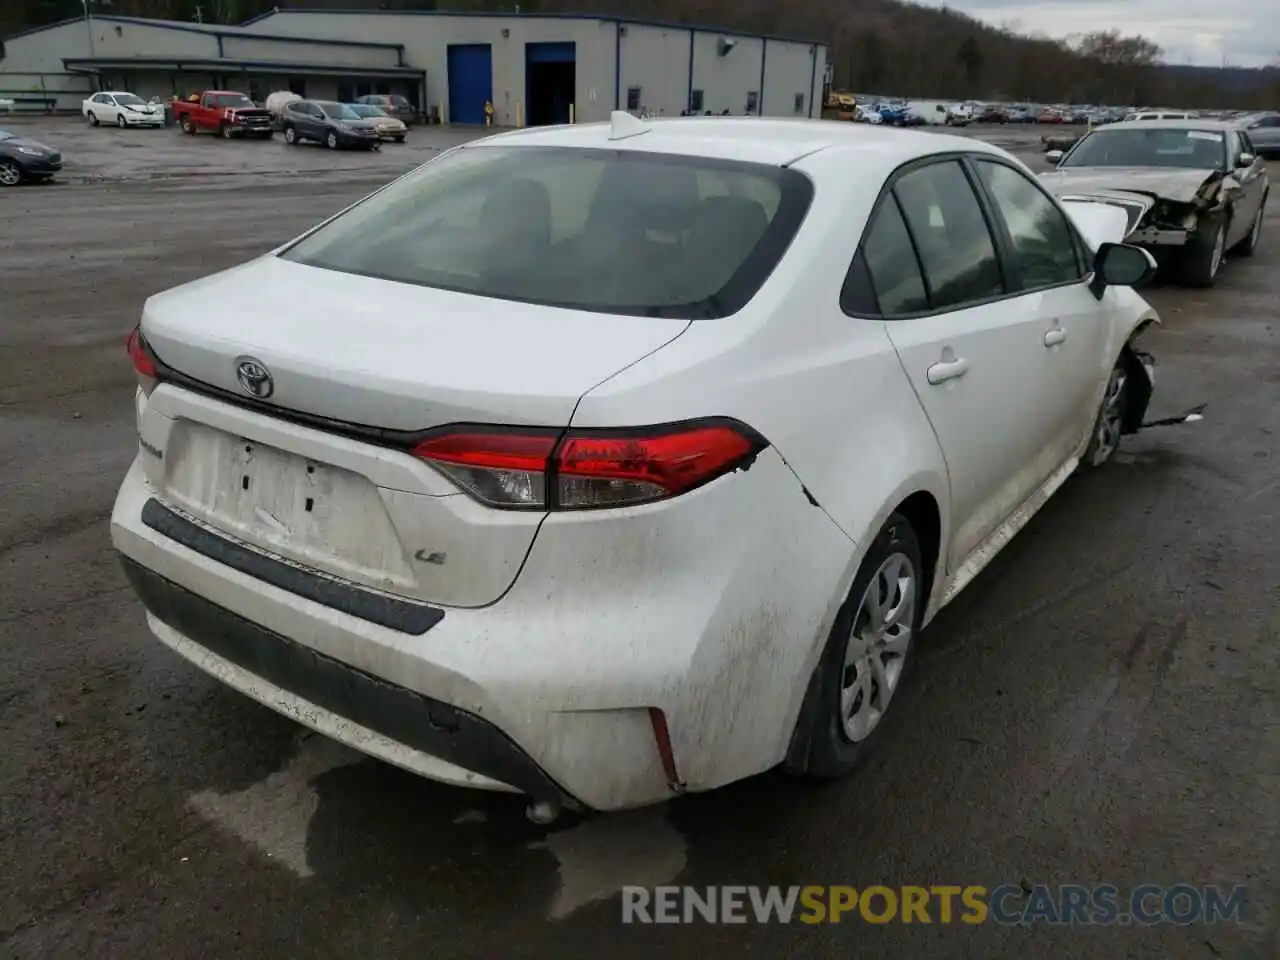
0 161 21 187
284 125 298 145
326 131 339 150
88 111 99 126
785 514 923 778
181 118 196 135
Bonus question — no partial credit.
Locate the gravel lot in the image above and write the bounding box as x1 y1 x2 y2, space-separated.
1 118 1277 959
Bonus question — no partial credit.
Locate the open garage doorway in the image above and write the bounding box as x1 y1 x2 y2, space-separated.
525 42 575 126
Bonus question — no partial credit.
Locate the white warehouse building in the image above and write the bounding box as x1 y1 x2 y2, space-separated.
0 8 828 127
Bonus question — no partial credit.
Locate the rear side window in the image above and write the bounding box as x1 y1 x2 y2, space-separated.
892 161 1004 309
281 146 814 319
848 197 928 315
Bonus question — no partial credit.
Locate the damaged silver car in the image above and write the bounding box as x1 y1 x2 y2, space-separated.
1041 119 1269 287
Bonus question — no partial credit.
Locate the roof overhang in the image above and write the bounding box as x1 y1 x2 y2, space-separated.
62 57 424 79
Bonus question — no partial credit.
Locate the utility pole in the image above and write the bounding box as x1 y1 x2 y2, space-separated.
82 0 96 59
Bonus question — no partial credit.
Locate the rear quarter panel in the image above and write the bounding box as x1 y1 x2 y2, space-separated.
572 146 952 618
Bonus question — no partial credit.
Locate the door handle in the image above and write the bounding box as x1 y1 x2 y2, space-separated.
927 357 969 384
1044 327 1067 347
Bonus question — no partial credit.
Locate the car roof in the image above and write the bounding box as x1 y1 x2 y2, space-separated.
1093 118 1232 132
472 116 1008 167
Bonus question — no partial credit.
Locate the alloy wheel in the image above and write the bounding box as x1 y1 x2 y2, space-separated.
0 162 21 186
1090 367 1128 465
840 551 915 742
1209 225 1225 278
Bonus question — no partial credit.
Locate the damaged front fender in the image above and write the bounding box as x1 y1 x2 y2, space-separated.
1119 316 1159 434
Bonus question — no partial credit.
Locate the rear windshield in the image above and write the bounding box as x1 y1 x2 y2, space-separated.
280 145 813 318
209 93 254 108
320 102 359 119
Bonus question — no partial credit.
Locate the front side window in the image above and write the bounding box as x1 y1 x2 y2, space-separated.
1062 128 1227 171
281 146 813 319
892 161 1004 309
975 160 1083 289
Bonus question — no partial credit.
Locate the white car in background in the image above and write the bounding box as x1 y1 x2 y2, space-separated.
83 91 164 127
112 114 1163 816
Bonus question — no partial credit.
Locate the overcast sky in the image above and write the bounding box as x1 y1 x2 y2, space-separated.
917 0 1277 67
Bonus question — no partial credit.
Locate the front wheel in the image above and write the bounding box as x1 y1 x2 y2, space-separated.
785 514 923 778
116 114 126 128
220 123 234 139
1233 193 1265 258
1081 361 1130 468
1179 217 1226 288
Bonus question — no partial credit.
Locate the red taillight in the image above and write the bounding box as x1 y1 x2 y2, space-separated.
126 325 157 379
411 420 764 510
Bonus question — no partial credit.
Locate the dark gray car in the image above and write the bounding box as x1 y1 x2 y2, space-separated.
280 99 381 150
1238 112 1280 159
1041 119 1269 288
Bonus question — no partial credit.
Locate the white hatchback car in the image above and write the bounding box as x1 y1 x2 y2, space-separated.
112 114 1161 815
83 91 164 128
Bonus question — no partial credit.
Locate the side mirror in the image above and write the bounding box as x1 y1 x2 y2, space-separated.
1044 149 1064 165
1089 242 1157 299
1237 152 1256 168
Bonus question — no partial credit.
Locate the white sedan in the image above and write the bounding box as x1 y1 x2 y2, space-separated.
112 114 1161 815
83 91 164 128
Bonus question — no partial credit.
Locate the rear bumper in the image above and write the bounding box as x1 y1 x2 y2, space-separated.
120 555 576 806
112 437 855 810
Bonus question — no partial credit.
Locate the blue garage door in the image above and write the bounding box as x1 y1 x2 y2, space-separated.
447 44 493 125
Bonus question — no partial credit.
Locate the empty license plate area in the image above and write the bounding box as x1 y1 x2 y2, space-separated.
161 420 417 591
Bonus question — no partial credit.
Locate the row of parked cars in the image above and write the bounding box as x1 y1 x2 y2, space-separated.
80 88 415 147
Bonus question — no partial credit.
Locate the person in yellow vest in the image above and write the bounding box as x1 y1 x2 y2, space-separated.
484 100 495 126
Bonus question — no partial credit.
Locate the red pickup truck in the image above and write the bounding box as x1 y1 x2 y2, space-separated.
173 90 274 139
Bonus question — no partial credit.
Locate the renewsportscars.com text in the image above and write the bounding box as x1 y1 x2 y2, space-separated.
621 884 1247 926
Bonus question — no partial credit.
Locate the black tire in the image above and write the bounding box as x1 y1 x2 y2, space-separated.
1080 359 1130 469
181 118 196 135
116 114 126 128
0 160 22 188
88 111 99 127
284 125 298 145
1232 192 1266 258
219 123 234 140
1179 215 1227 288
784 513 924 779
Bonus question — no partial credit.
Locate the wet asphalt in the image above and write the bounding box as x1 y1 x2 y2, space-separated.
0 119 1277 958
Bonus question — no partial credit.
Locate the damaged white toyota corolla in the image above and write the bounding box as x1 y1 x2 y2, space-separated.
112 114 1165 818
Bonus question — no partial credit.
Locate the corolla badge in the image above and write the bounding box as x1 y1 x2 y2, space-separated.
235 356 274 398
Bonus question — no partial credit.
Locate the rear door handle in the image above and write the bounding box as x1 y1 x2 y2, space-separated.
1044 327 1067 347
926 357 969 384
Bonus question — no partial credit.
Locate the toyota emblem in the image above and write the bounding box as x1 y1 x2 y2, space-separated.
235 357 274 399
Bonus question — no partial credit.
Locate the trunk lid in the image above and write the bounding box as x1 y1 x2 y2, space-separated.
138 255 690 608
